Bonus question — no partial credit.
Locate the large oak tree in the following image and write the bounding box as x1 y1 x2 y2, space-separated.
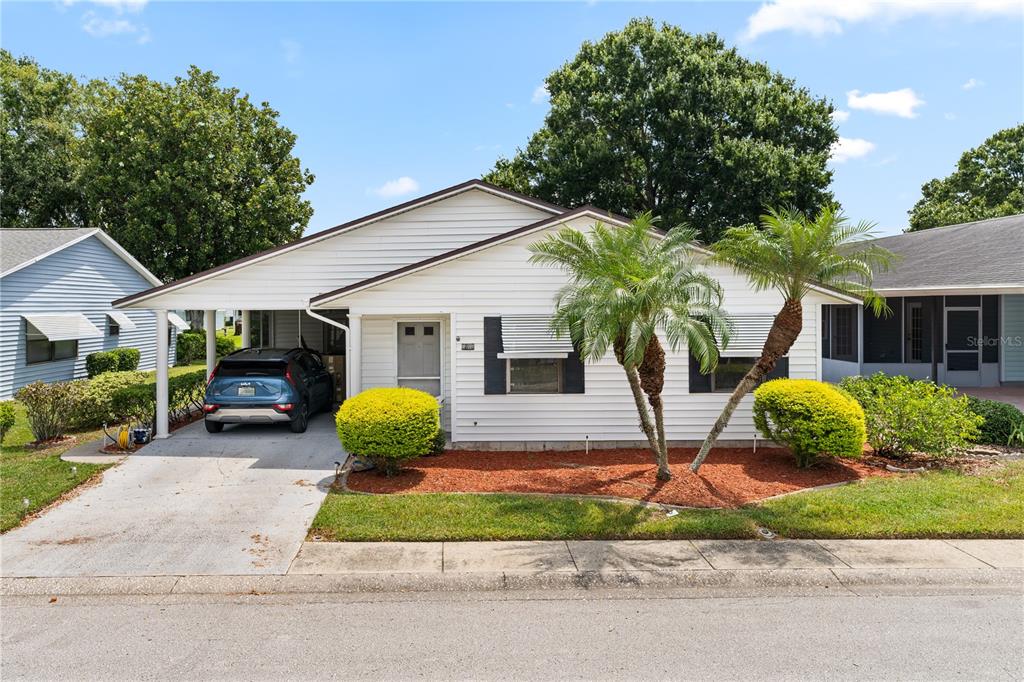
1 53 314 282
485 19 838 243
907 125 1023 231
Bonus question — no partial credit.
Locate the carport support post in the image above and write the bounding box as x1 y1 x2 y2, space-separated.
240 310 251 348
155 310 170 439
205 309 217 378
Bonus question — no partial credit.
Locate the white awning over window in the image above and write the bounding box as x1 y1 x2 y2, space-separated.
106 310 137 331
167 312 190 331
22 313 102 342
719 314 777 357
497 315 574 359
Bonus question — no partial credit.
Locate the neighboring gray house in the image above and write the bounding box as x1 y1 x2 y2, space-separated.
822 214 1024 388
0 228 182 399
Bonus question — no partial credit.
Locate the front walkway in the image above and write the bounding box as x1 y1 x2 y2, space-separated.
1 414 340 577
961 386 1024 411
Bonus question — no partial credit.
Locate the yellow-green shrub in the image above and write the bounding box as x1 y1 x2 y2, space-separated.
336 387 441 475
753 379 866 468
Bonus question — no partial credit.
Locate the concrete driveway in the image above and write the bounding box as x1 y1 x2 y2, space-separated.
1 413 341 577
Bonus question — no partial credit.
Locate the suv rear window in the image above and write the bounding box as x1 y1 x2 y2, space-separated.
217 360 287 377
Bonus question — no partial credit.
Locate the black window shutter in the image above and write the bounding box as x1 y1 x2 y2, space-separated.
982 296 998 363
563 344 585 393
483 317 506 395
688 352 711 393
766 357 789 380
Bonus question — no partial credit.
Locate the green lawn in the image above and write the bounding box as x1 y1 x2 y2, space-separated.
1 363 205 532
218 326 243 349
0 402 110 532
311 462 1024 541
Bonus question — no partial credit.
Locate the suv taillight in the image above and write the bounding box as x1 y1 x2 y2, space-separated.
207 364 219 386
272 403 293 413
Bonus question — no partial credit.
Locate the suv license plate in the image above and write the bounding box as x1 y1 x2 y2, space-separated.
238 386 255 397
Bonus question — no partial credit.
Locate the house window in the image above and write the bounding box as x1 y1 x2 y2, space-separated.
821 305 831 359
906 302 923 363
689 353 788 393
831 305 858 362
25 323 78 365
108 318 120 336
508 358 562 394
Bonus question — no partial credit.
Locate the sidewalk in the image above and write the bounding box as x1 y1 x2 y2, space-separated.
3 539 1021 597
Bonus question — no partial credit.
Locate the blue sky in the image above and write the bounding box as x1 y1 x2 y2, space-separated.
4 1 1022 236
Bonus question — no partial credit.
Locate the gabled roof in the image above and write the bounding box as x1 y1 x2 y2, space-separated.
310 207 863 306
114 179 568 308
869 214 1024 293
310 206 623 305
0 228 161 285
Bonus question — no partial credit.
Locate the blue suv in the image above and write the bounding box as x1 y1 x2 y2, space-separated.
203 348 334 434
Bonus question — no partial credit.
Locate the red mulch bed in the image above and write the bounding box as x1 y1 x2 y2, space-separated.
346 447 889 508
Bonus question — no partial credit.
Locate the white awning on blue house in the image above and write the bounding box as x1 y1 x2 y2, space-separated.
22 313 102 342
106 310 137 331
167 312 190 331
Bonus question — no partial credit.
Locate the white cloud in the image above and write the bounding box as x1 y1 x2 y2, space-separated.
81 10 148 42
371 176 420 198
831 109 850 123
531 84 549 104
961 77 983 90
830 137 876 163
64 0 148 14
281 39 302 65
742 0 1022 41
847 88 925 118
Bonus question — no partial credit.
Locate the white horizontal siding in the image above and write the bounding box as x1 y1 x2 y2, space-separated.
0 235 176 399
122 190 553 310
335 218 830 443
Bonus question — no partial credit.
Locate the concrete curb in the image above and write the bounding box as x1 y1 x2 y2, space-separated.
3 568 1021 597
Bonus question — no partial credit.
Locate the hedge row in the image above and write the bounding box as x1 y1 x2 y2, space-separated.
85 348 141 377
13 369 207 443
176 330 235 365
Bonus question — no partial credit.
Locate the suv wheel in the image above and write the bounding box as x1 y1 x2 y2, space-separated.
289 405 308 434
205 419 224 434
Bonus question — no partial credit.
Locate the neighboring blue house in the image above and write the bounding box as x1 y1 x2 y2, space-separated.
0 228 185 399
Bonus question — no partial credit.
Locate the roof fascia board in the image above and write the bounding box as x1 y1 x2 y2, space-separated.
877 285 1024 296
114 180 566 308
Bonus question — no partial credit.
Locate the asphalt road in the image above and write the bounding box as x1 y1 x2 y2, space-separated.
3 589 1022 681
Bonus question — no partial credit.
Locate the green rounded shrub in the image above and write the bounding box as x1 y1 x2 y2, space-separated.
0 401 16 443
175 330 204 365
336 387 441 475
72 370 149 429
85 350 119 378
215 335 235 357
753 379 866 468
967 396 1024 445
111 347 141 371
15 380 86 442
840 373 982 457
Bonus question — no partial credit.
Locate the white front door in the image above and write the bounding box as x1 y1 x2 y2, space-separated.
397 321 441 396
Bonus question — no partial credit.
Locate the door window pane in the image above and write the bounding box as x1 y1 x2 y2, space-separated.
509 358 561 394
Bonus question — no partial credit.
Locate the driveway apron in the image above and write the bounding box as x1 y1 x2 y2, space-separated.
1 414 340 577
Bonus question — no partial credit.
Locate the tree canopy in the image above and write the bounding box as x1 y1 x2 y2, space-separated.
907 124 1024 231
0 50 85 229
484 18 838 243
1 51 315 282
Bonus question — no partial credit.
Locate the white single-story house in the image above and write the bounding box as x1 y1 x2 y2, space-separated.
0 228 182 399
822 214 1024 388
114 180 860 447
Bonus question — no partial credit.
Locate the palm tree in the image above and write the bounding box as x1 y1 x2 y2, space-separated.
689 206 895 473
529 213 729 481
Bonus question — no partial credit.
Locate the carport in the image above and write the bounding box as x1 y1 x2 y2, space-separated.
112 304 355 439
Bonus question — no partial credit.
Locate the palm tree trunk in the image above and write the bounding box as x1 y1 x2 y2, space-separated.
650 394 670 480
690 298 804 473
639 336 670 480
623 364 661 463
